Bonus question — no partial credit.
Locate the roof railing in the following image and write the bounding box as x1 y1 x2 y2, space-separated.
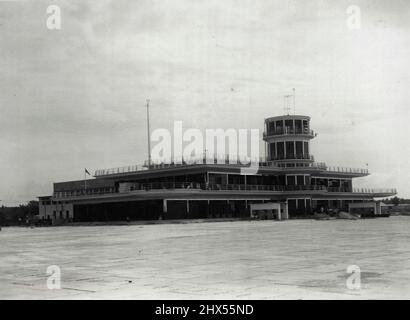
326 166 369 175
124 182 328 192
264 128 315 137
52 183 397 198
94 165 139 177
352 188 397 194
93 158 367 177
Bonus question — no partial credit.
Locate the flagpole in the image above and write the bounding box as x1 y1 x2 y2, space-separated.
146 99 151 168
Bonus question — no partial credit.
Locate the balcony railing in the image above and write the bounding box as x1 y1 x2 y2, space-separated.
51 183 397 198
53 187 116 198
126 183 396 194
95 165 139 177
143 157 320 168
326 166 369 175
94 158 276 177
143 156 272 168
130 184 396 195
352 188 397 194
126 182 327 192
264 128 315 137
314 162 327 169
270 154 314 161
94 158 369 177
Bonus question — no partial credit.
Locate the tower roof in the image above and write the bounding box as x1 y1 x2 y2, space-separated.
265 115 311 122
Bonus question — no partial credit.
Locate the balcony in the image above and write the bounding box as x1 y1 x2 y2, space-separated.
352 188 397 196
128 183 396 196
326 166 369 175
95 165 139 177
93 159 372 181
264 128 315 138
324 187 396 196
94 158 330 178
124 182 328 192
95 158 279 177
51 182 397 198
53 187 116 198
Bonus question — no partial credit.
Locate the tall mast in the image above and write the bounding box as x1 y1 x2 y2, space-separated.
146 99 151 167
284 95 291 115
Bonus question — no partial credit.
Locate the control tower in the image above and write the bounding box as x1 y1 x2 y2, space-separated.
263 115 316 167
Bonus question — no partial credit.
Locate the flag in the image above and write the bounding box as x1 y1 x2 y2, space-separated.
85 168 91 175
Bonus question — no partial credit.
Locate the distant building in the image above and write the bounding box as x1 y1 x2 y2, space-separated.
39 114 396 223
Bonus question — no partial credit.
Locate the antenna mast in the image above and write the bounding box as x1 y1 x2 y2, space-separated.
292 88 296 115
284 95 291 115
146 99 151 167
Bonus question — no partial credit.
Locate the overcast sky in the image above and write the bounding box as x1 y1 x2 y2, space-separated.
0 0 409 205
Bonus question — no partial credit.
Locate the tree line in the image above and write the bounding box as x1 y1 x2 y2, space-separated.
381 197 410 206
0 201 39 226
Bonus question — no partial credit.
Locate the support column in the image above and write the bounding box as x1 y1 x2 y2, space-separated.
282 202 289 220
265 141 270 161
274 142 277 159
162 199 167 220
376 202 381 215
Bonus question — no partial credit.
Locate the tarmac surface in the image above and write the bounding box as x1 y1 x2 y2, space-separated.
1 216 410 299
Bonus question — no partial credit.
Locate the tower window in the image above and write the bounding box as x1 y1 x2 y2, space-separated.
304 141 309 155
295 141 303 156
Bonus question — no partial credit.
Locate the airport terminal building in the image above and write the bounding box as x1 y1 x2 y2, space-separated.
38 114 396 223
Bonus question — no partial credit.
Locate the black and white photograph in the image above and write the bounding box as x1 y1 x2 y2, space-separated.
0 0 409 306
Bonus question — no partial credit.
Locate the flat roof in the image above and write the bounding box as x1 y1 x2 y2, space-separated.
265 115 311 122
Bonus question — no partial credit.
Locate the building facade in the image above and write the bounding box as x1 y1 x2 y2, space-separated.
38 114 396 223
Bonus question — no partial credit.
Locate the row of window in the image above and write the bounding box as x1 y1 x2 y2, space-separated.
53 187 116 198
269 141 310 159
277 163 310 167
267 119 309 133
51 210 70 219
41 201 70 205
286 175 310 186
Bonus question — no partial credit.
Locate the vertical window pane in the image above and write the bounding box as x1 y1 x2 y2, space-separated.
286 141 294 158
287 176 296 185
277 142 284 159
304 142 309 155
296 141 303 156
269 143 276 160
